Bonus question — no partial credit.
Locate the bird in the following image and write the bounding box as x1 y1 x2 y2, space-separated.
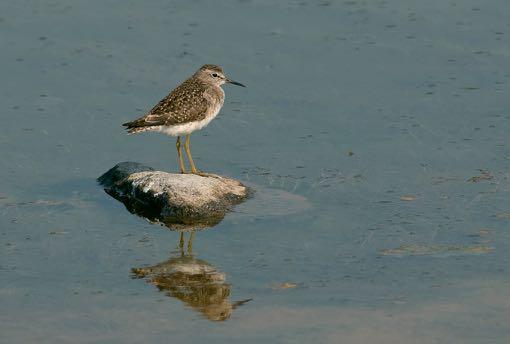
122 64 245 175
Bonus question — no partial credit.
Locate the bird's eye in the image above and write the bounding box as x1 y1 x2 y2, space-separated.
212 73 218 77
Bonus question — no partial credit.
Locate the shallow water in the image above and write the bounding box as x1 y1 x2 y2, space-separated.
2 1 510 343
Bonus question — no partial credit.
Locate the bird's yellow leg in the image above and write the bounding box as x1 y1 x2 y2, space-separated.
187 231 195 254
176 136 187 174
178 232 184 250
184 134 200 174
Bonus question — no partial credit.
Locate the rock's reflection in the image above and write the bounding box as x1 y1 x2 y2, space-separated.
132 233 251 321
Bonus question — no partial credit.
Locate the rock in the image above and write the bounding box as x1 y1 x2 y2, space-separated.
98 162 249 230
98 161 155 185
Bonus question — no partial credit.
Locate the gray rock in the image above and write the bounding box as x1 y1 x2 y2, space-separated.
98 162 249 230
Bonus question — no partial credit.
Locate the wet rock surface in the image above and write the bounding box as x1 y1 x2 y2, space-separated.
98 162 249 229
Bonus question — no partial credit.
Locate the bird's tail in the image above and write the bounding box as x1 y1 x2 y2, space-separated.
122 119 154 134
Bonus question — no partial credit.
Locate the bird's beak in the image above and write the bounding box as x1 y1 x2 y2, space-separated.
226 77 246 87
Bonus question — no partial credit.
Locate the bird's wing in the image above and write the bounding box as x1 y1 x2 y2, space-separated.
123 79 209 129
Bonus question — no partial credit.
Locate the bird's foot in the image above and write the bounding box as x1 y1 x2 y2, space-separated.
191 170 213 177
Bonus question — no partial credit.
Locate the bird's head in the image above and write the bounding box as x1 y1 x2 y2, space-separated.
195 64 245 88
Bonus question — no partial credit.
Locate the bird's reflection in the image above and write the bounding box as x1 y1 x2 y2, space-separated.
132 232 251 321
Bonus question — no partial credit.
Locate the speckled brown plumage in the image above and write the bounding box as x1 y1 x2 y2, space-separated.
123 78 211 132
199 64 223 74
123 65 227 134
